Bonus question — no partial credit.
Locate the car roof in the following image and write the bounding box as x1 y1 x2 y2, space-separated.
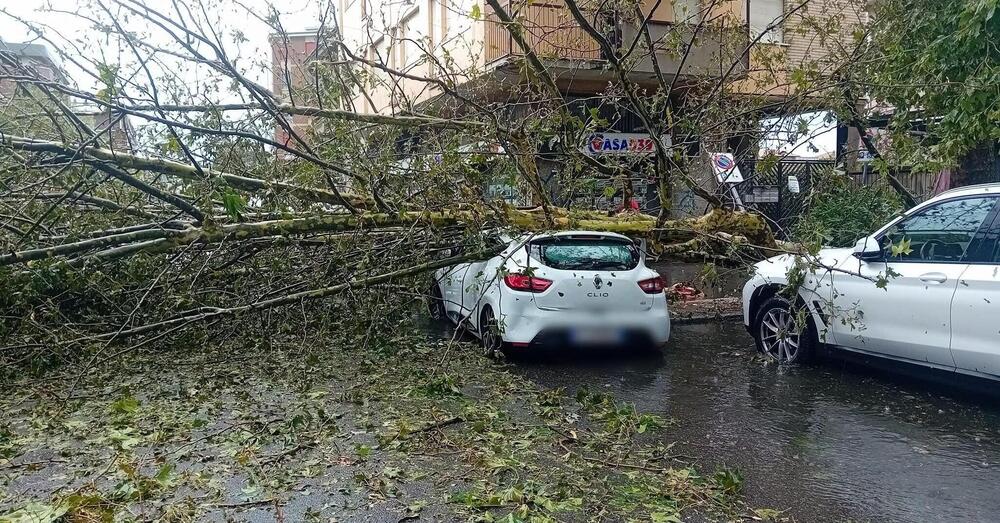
528 230 633 241
924 182 1000 205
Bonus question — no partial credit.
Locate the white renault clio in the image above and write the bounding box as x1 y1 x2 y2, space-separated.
428 231 670 354
744 183 1000 382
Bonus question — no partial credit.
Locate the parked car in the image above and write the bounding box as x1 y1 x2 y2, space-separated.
428 231 670 354
743 183 1000 381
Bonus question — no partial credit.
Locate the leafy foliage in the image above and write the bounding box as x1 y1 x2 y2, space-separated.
793 175 903 247
0 319 753 521
863 0 1000 167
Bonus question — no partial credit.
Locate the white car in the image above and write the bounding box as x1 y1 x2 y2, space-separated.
744 183 1000 382
428 231 671 354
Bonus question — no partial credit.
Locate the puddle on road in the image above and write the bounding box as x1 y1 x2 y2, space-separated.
510 321 1000 523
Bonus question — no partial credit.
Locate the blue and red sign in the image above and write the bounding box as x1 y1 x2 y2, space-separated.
713 154 735 171
584 133 662 156
711 152 744 183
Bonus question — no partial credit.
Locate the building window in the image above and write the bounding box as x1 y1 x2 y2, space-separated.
396 24 406 68
673 0 700 22
426 0 437 76
750 0 784 44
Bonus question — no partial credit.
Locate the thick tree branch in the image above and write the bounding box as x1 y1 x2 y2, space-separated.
1 134 372 209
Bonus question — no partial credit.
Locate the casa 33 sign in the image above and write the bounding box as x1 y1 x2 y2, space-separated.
583 133 671 156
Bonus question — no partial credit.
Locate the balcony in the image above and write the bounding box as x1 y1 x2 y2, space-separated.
482 1 749 90
484 1 602 63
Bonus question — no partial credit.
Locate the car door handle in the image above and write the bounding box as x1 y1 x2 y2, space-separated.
919 272 948 284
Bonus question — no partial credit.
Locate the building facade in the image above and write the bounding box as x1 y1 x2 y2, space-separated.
0 41 65 99
1 40 134 150
270 1 867 212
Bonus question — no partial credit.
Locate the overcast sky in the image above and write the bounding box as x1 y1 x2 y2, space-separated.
1 0 321 91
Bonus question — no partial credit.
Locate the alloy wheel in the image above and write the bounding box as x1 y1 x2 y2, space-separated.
758 307 801 363
480 309 502 358
427 284 444 321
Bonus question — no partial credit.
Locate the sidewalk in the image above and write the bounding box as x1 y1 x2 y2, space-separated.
670 297 743 325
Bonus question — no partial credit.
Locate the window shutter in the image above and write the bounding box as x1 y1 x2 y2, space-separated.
750 0 784 44
673 0 700 21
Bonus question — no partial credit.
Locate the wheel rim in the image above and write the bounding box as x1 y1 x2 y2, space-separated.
427 287 443 320
759 307 800 363
481 310 501 356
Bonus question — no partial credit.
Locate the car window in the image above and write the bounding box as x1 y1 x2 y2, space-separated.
981 213 1000 264
529 239 639 270
880 196 997 262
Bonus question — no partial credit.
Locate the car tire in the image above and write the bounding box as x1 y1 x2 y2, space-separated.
479 307 504 359
427 281 446 322
752 295 816 364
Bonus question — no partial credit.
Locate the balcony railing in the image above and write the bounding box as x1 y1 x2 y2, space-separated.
484 2 602 63
483 1 748 79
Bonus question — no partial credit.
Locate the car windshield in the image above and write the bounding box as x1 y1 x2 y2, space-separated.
530 239 639 271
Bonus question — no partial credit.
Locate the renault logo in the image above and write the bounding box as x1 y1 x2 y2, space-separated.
593 275 603 289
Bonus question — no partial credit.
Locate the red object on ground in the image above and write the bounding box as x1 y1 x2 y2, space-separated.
617 197 640 213
668 282 705 301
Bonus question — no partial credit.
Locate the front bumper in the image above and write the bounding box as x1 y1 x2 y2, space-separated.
742 276 765 329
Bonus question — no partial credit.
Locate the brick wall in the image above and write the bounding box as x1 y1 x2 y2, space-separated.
270 33 318 149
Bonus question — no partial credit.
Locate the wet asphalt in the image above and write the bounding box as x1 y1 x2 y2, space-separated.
509 321 1000 523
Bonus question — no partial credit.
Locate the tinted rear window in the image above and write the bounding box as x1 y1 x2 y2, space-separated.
529 239 639 270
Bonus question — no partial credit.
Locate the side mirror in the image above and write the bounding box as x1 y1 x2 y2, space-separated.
852 235 884 262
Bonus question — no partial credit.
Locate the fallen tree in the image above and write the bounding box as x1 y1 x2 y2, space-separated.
0 0 820 365
0 205 776 269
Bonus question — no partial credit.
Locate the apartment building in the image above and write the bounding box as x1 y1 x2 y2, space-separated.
272 0 865 131
1 40 134 150
0 41 66 99
270 1 866 210
273 1 865 107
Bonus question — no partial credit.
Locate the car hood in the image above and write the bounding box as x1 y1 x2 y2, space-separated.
753 246 856 279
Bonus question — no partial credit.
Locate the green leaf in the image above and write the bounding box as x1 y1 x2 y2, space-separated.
469 4 481 19
406 501 428 514
95 63 119 102
650 511 682 523
220 189 246 220
110 395 139 415
890 237 912 257
0 502 69 523
154 463 174 486
163 136 182 154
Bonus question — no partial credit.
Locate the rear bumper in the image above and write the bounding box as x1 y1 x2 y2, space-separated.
498 294 670 347
526 327 664 349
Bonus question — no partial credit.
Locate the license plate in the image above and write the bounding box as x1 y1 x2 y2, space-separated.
570 327 624 345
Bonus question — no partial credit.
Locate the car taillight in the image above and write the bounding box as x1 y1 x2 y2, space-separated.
637 276 664 294
504 273 552 293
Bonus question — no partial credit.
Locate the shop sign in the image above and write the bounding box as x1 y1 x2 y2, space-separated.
583 133 669 156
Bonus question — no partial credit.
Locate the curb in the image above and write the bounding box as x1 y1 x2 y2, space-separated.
670 311 743 325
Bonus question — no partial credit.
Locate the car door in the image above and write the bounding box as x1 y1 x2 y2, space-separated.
829 195 999 367
461 259 492 323
438 263 470 320
949 210 1000 378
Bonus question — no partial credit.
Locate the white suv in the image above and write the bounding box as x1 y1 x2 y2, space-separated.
744 183 1000 381
429 231 670 354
